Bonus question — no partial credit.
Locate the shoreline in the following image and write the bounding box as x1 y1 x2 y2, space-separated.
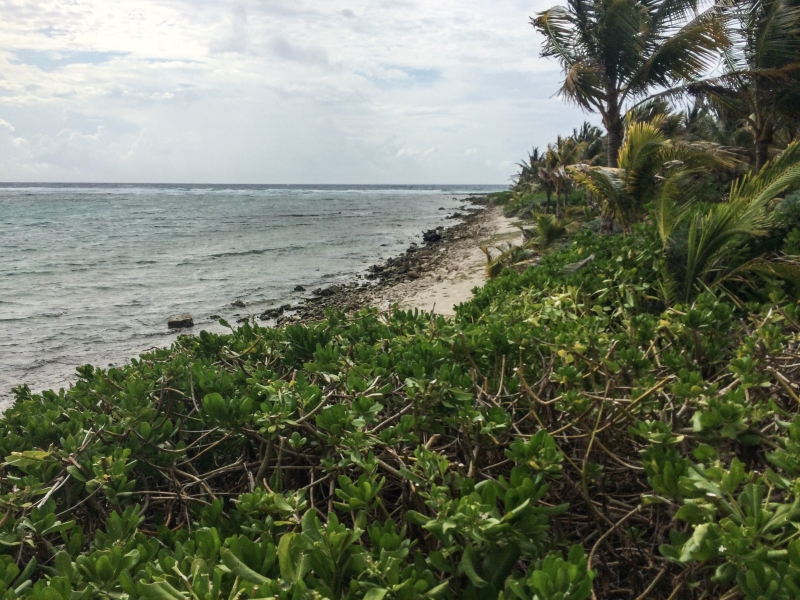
255 197 519 324
1 196 514 406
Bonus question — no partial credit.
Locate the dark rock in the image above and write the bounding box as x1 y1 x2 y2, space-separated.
209 314 221 320
261 305 286 319
294 285 306 292
168 314 194 329
422 229 442 243
232 299 245 307
314 285 341 297
438 207 445 210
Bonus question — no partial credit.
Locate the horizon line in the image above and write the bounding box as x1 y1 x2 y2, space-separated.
0 181 508 187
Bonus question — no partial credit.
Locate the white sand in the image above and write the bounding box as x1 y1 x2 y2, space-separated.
371 206 519 316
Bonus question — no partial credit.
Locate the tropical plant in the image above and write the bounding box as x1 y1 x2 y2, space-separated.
571 122 606 166
481 243 537 278
541 135 586 217
688 0 800 170
570 115 734 232
511 147 554 204
520 213 581 252
657 139 800 301
533 0 727 167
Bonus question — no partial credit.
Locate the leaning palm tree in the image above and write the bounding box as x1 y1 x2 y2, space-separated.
533 0 727 167
570 115 735 232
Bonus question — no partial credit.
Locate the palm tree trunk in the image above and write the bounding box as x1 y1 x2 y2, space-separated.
755 139 770 172
556 189 562 219
604 96 623 168
606 118 623 168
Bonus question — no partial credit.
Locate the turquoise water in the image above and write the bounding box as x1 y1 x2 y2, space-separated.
0 184 502 403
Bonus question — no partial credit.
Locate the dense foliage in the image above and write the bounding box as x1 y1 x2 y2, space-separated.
1 221 799 599
5 1 800 598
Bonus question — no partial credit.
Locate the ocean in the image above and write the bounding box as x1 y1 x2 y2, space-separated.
0 184 503 406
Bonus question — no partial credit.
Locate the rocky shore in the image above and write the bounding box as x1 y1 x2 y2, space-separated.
232 195 517 326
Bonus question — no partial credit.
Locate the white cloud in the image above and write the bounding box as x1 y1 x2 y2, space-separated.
0 0 596 183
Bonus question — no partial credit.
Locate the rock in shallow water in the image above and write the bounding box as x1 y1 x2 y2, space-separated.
422 229 442 243
168 314 194 329
313 285 341 297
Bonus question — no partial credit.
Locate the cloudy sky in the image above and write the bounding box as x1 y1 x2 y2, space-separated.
0 0 595 184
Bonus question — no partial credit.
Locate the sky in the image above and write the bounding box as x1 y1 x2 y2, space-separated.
0 0 596 184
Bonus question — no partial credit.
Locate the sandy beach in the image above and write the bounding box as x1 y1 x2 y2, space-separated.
372 205 518 315
286 201 520 323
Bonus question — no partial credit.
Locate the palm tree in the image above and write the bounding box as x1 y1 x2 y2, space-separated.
572 122 606 166
541 135 586 217
658 139 800 301
533 0 727 168
688 0 800 171
520 213 581 251
511 147 550 198
570 115 735 232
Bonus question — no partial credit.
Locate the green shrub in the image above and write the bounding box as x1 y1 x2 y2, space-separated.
783 228 800 255
2 227 800 599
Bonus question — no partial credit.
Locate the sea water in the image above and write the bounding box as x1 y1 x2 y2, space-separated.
0 184 502 405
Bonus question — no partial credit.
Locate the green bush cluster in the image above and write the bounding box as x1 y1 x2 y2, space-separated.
1 224 800 598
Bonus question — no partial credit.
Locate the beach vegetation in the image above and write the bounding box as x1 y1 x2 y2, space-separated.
3 218 800 598
6 0 800 598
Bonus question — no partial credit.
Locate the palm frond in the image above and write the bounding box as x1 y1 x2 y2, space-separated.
652 193 691 248
730 140 800 203
627 8 728 97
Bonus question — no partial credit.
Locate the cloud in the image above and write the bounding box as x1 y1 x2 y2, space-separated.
0 0 595 183
268 36 329 65
209 3 249 54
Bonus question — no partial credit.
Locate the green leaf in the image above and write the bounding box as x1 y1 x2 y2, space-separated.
220 548 269 585
458 548 487 588
66 466 87 482
405 511 429 526
277 533 298 583
363 588 388 600
426 581 451 598
137 579 187 600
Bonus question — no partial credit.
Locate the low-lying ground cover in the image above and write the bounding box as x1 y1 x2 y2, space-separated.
1 226 799 599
